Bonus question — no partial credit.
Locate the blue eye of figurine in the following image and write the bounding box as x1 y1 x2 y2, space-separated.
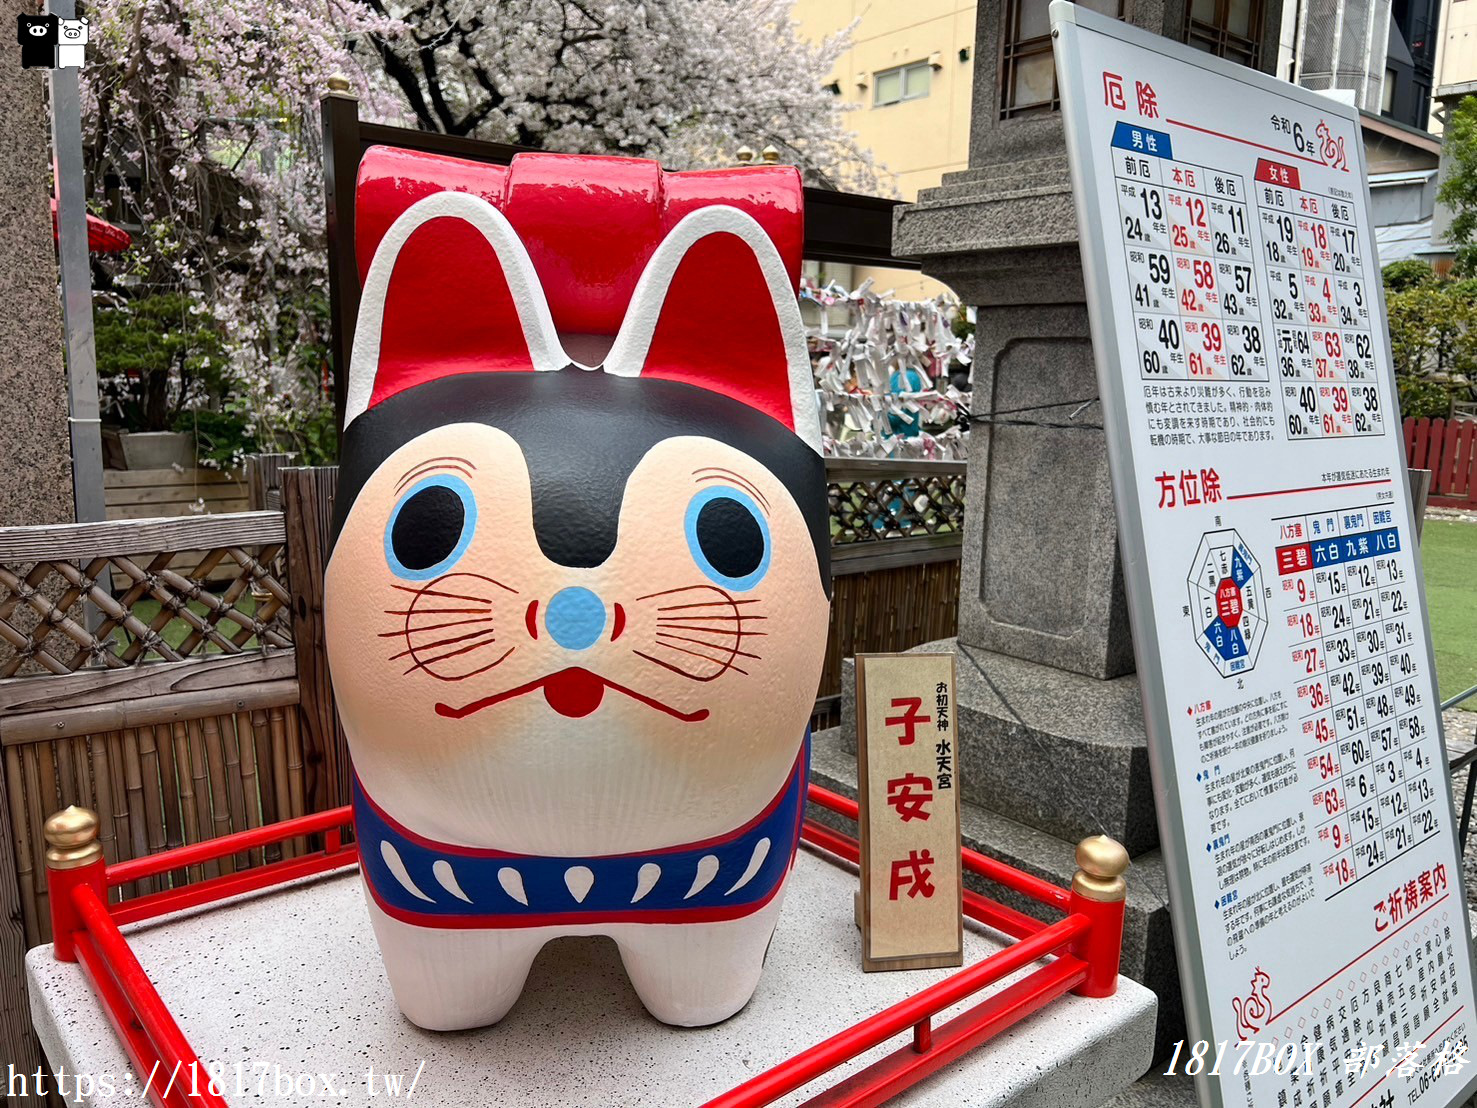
384 474 477 581
684 486 771 592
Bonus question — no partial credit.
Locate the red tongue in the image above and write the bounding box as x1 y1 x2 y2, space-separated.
542 667 606 718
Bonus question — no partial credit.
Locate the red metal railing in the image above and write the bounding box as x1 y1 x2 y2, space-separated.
702 785 1123 1107
44 785 1125 1108
104 809 358 927
46 807 358 1108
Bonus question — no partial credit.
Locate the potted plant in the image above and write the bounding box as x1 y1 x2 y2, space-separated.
95 292 226 469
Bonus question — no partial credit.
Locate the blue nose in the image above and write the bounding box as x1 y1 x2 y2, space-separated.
545 586 606 650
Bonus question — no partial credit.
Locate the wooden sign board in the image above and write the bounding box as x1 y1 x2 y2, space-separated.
855 652 963 972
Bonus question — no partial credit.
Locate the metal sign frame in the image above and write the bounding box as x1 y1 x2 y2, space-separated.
1050 5 1477 1108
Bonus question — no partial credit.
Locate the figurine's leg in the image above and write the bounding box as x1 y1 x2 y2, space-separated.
612 891 787 1027
365 897 544 1030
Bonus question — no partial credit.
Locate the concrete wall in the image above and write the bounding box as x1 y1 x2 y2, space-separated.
0 5 73 527
1432 0 1477 134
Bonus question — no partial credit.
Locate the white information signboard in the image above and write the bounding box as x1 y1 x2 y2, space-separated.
1051 6 1477 1108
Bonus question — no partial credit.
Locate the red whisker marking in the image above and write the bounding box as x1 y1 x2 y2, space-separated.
385 607 487 616
377 616 493 638
391 584 494 603
475 577 520 596
652 639 750 675
405 645 515 679
449 646 515 681
656 631 760 661
404 638 510 675
634 585 736 602
633 649 738 682
655 599 762 612
653 624 767 639
657 614 767 623
390 627 499 661
652 638 736 667
611 602 626 641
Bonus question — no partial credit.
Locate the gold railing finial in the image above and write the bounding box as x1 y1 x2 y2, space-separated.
44 806 101 871
760 144 781 164
735 145 756 165
326 74 354 96
1072 834 1129 903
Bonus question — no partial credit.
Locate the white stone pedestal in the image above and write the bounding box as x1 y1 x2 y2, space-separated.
28 846 1157 1106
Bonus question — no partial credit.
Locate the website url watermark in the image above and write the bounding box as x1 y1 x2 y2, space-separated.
5 1060 427 1100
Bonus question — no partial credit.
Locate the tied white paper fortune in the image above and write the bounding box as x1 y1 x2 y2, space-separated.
801 277 973 461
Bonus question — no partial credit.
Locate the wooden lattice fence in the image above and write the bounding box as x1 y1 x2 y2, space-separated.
827 459 966 544
817 460 966 723
0 514 291 677
0 513 309 948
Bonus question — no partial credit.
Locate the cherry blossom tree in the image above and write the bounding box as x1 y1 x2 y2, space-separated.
82 0 404 462
82 0 871 464
360 0 874 189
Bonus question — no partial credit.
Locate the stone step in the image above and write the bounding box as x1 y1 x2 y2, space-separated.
808 724 1183 1057
839 644 1159 855
935 157 1074 194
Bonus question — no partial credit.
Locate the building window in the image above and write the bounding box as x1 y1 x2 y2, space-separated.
874 61 932 106
1184 0 1266 67
1412 80 1431 127
1382 68 1398 114
999 0 1123 119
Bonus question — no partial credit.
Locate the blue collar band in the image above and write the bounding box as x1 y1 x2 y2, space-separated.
355 732 809 928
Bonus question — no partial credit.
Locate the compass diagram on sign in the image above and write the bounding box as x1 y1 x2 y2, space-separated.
1187 529 1266 677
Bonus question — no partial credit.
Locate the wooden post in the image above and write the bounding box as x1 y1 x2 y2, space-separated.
321 80 362 441
245 452 297 512
281 466 347 816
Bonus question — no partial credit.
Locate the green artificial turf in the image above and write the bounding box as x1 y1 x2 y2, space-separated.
109 595 262 655
1420 520 1477 712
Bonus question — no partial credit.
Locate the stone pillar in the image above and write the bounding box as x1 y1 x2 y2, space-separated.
0 16 74 1101
0 1 73 528
884 1 1284 1055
